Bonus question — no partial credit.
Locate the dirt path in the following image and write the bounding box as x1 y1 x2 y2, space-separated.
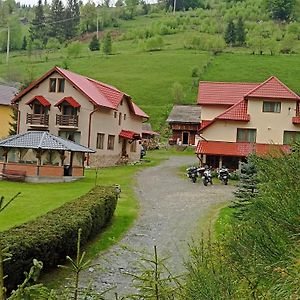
83 156 234 297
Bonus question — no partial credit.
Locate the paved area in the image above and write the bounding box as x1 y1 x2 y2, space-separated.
82 156 234 297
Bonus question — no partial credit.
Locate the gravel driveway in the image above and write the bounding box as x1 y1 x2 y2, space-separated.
82 156 234 297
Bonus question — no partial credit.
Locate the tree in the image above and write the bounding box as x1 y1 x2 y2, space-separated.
89 35 100 51
230 155 259 219
49 0 65 42
165 0 202 11
64 0 80 40
9 107 18 136
115 0 124 6
125 0 139 19
21 36 27 50
235 18 246 46
28 0 47 45
79 1 97 33
266 0 295 21
171 82 184 104
224 20 236 46
102 32 112 55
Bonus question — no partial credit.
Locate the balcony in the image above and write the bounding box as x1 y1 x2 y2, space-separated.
292 116 300 124
26 113 49 127
56 114 79 128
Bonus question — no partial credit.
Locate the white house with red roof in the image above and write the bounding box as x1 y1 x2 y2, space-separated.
196 76 300 169
12 66 149 167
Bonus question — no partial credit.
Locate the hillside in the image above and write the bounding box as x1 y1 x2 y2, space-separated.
1 4 300 131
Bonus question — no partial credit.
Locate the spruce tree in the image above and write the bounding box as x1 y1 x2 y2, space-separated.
64 0 80 40
89 35 100 51
49 0 65 42
235 18 246 46
224 20 236 46
29 0 47 46
103 32 112 55
230 155 259 219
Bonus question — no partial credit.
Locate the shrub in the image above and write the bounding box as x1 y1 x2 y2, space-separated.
1 186 118 291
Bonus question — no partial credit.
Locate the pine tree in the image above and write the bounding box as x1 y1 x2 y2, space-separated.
89 35 100 51
29 0 47 46
102 32 112 55
224 20 236 46
49 0 65 42
230 155 259 219
235 18 246 46
64 0 80 40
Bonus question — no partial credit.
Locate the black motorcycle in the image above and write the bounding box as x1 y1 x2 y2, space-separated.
218 167 230 185
186 166 200 183
202 166 213 186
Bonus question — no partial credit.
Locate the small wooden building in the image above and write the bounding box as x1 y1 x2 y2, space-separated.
167 105 201 146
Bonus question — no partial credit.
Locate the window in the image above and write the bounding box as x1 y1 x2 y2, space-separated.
263 101 281 113
58 78 65 92
119 112 122 126
107 135 115 150
96 133 105 149
114 111 117 118
283 131 300 144
49 78 56 92
62 105 76 116
130 140 136 152
33 103 45 114
237 128 257 142
124 114 126 120
59 131 81 144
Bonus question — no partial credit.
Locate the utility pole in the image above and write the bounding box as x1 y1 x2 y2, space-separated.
6 24 10 64
96 13 99 39
173 0 176 14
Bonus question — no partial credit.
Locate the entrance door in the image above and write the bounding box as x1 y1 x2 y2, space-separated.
182 132 189 145
122 139 127 156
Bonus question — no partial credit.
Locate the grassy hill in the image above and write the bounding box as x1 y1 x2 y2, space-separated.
1 12 300 131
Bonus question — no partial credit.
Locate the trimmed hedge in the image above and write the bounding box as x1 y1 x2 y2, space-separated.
0 186 118 291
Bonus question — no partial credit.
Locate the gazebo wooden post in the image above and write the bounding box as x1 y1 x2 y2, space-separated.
59 151 65 167
36 149 42 176
70 151 74 176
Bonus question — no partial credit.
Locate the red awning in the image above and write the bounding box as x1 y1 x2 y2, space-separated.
26 95 51 107
119 130 141 140
54 97 81 108
196 140 290 157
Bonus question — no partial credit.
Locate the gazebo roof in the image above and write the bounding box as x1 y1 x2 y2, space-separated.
0 131 95 153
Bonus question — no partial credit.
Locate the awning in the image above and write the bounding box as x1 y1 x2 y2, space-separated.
119 130 141 140
54 97 81 108
196 140 290 157
26 96 51 107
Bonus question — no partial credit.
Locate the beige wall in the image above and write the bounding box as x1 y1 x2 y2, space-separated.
0 105 13 139
202 99 300 144
17 71 144 165
200 104 231 120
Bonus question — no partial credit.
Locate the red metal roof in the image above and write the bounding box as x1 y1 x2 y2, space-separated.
217 100 250 121
26 95 51 107
245 76 300 100
196 140 290 156
119 130 141 140
198 82 258 105
54 96 81 108
13 66 148 119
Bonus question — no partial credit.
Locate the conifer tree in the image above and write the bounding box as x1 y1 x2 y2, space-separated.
21 36 27 50
49 0 65 42
29 0 47 46
231 155 259 219
89 35 100 51
224 20 236 46
235 18 246 46
64 0 80 40
102 32 112 55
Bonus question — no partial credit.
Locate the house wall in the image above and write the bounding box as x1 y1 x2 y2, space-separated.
0 105 13 139
200 104 231 120
202 99 300 144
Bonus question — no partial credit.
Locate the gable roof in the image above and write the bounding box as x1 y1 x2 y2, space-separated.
0 84 18 106
198 82 258 105
12 66 148 119
0 131 95 153
167 105 201 124
245 76 300 100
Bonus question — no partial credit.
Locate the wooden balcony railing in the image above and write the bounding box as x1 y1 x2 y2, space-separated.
26 113 49 126
56 114 79 127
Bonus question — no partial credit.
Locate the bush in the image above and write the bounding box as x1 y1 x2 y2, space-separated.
1 186 118 291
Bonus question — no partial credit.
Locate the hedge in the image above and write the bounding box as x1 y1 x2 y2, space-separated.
0 186 118 291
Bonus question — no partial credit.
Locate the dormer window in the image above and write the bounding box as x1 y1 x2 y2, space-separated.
33 103 46 114
58 78 65 92
49 78 56 92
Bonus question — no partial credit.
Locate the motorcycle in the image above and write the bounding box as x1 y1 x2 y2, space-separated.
202 166 213 186
218 167 230 185
186 166 200 183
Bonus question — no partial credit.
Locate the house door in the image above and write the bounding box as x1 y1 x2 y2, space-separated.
182 132 189 145
122 139 127 156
